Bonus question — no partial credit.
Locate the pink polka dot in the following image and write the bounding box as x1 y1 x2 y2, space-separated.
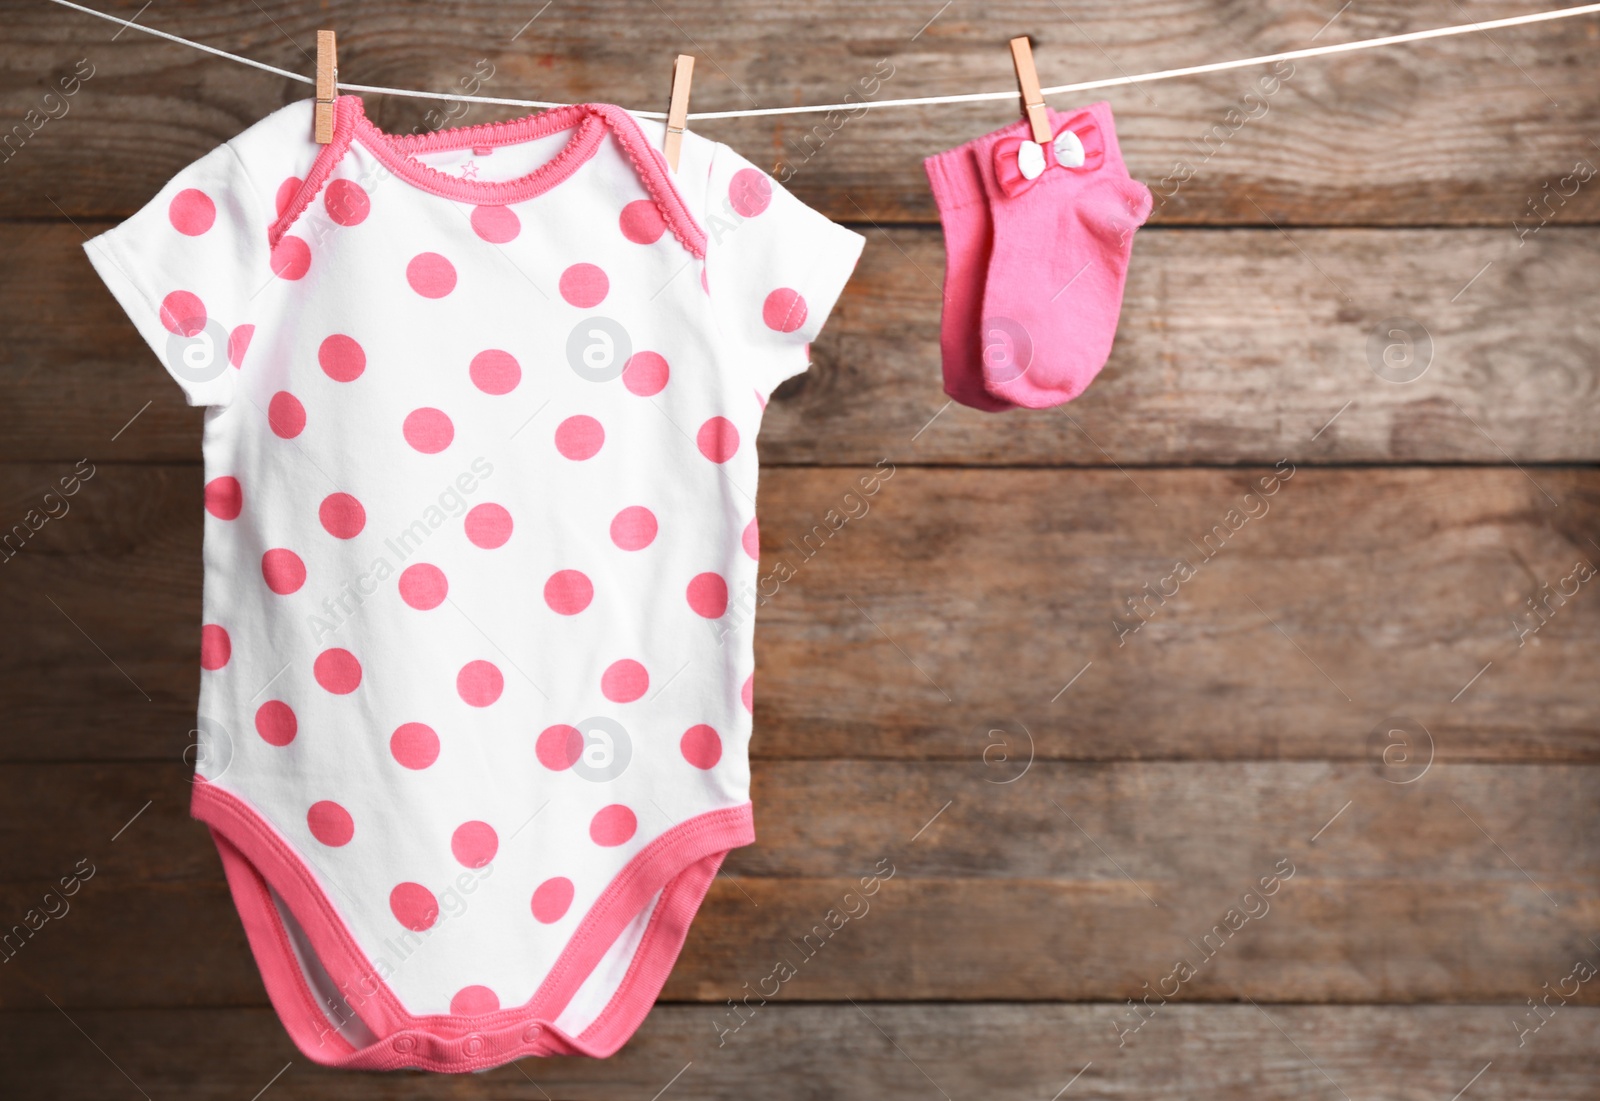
402 407 454 453
451 821 498 868
275 177 302 218
200 624 231 670
589 804 637 847
451 985 500 1016
319 493 366 539
680 724 723 769
531 877 575 923
555 415 604 460
610 506 657 551
254 700 297 747
261 548 307 595
318 334 366 382
307 800 354 847
390 883 439 932
771 294 819 342
470 205 520 244
544 570 593 615
469 349 521 395
268 391 305 439
559 263 609 307
168 188 216 235
742 517 760 559
159 291 206 336
270 235 311 280
619 199 666 244
407 252 457 298
314 648 362 694
687 572 729 618
741 673 754 713
464 503 513 549
204 476 242 520
729 168 773 218
601 659 649 703
457 660 504 707
390 722 440 770
763 287 809 333
398 563 448 610
696 416 740 463
228 324 254 368
536 724 584 771
621 351 669 396
323 178 370 226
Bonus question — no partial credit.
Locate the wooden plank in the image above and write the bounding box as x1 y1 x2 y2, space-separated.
2 875 1595 1008
2 464 1595 762
752 465 1599 762
6 224 1600 466
0 761 1594 1006
1 1005 1596 1100
5 2 1600 225
4 761 1595 886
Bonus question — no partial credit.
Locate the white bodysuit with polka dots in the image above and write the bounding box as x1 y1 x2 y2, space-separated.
85 96 862 1072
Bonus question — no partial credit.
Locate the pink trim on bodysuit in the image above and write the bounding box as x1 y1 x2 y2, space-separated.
270 97 707 260
193 777 752 1071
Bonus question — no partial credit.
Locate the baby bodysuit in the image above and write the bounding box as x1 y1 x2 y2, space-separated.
86 97 862 1071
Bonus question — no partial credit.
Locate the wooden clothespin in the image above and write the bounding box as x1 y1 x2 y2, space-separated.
314 30 337 144
1008 36 1052 145
663 54 695 171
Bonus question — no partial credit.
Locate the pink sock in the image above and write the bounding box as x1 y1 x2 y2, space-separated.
923 140 1014 412
976 102 1151 409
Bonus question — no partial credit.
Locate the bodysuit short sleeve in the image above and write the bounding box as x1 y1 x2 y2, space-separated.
85 136 273 407
701 144 864 397
78 98 864 1071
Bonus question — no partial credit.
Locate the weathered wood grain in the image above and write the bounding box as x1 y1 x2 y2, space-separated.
5 1 1600 225
1 868 1594 1007
2 463 1594 762
5 224 1598 466
2 763 1595 1007
4 761 1595 886
754 464 1600 762
1 1005 1596 1100
5 759 1595 1008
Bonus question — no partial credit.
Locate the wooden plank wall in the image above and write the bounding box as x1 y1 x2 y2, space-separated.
2 1 1598 1098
